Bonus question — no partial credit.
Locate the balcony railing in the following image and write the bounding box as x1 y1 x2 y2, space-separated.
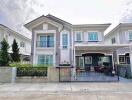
36 41 54 47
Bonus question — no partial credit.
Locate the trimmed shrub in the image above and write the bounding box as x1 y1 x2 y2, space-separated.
17 67 47 77
9 62 32 67
9 62 49 77
9 62 51 68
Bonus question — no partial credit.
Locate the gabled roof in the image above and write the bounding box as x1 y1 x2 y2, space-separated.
46 14 72 26
24 14 111 31
105 23 132 38
24 14 70 31
24 15 45 28
73 24 111 28
0 24 31 41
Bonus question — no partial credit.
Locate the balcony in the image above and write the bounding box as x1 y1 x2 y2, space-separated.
36 41 54 48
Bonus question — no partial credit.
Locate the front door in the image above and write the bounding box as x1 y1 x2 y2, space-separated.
79 57 84 68
84 56 92 67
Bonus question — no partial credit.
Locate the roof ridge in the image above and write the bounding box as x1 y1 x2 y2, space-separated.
0 24 31 40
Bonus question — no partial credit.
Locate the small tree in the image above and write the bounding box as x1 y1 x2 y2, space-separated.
0 38 10 66
11 39 20 62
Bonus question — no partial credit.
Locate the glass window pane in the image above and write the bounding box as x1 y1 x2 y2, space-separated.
79 57 84 67
47 35 54 47
46 55 53 65
88 32 98 41
129 31 132 40
40 36 46 47
111 37 116 44
85 56 92 64
38 55 53 65
62 34 68 48
119 55 125 63
38 55 45 64
76 32 81 41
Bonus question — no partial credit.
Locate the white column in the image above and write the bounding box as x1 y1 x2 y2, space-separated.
129 45 132 75
54 33 56 67
73 48 76 67
111 54 114 70
71 30 74 66
73 48 76 80
112 48 117 74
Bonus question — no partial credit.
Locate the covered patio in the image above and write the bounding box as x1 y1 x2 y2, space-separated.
72 44 130 81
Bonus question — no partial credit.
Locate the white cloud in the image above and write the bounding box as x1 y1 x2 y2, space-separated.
120 0 132 23
0 0 132 37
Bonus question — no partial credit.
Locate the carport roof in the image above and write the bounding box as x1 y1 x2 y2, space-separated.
75 44 130 51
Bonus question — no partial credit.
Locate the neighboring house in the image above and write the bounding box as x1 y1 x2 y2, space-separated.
0 24 31 61
104 23 132 65
24 14 129 69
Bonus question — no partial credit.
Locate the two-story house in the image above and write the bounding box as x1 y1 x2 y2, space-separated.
105 23 132 65
24 15 130 81
0 24 31 61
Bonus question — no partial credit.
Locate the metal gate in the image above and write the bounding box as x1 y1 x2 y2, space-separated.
58 66 119 82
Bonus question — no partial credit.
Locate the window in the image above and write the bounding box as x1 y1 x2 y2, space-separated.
111 37 116 44
43 24 48 30
88 32 98 41
40 35 46 47
129 31 132 41
38 55 53 65
119 55 125 64
39 34 54 47
5 34 8 41
85 56 92 64
62 34 68 48
20 42 25 47
75 32 82 42
79 57 84 67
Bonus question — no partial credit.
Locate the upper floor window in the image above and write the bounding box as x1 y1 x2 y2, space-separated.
38 34 54 47
20 41 25 47
62 34 68 48
43 24 48 30
128 31 132 41
88 32 98 41
111 37 116 44
75 32 82 42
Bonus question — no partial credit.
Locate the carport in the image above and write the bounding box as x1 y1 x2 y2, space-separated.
71 44 131 82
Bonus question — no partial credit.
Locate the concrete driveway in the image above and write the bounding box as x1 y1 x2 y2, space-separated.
0 83 132 100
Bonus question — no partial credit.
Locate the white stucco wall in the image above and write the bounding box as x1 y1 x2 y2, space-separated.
60 30 70 64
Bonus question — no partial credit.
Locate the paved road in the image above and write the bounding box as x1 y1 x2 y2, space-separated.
0 83 132 100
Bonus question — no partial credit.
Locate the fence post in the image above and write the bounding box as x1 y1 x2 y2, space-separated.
11 67 17 83
48 67 59 82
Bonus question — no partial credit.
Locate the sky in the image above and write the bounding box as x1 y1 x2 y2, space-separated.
0 0 132 38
